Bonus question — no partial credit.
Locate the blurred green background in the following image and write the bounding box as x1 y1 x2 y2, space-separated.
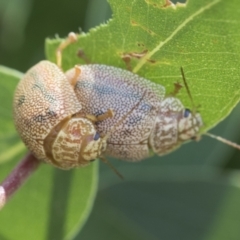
1 0 240 239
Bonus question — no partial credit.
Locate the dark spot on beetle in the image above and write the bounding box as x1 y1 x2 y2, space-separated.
32 82 56 103
94 132 100 141
95 110 105 117
138 102 152 113
34 114 44 123
18 95 25 106
191 136 197 141
184 108 191 118
46 109 57 117
33 108 57 123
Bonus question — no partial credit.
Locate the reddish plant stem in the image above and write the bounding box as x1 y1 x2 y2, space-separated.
0 153 41 209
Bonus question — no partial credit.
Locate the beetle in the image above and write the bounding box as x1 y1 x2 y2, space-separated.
13 33 114 170
13 32 205 170
14 32 240 171
66 65 203 161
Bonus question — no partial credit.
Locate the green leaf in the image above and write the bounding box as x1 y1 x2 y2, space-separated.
1 0 240 239
0 159 98 240
0 66 99 239
75 103 240 240
0 66 25 163
78 176 240 240
206 178 240 240
46 0 240 133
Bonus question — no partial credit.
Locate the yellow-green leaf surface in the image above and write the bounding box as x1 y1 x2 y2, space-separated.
0 66 25 164
0 66 98 239
46 0 240 132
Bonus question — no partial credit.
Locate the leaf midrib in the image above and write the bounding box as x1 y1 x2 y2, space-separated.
132 0 221 73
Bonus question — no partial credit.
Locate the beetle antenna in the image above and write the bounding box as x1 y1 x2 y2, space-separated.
180 68 240 150
181 67 240 150
204 132 240 150
100 157 124 180
180 67 197 113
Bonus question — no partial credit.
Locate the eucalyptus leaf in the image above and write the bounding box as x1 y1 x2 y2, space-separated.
46 0 240 132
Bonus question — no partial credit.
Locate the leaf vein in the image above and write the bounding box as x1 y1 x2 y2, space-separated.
132 0 221 73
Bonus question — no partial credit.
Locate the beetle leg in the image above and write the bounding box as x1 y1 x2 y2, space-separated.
95 109 114 121
56 32 77 69
100 157 124 179
85 109 115 123
67 65 81 87
85 114 98 122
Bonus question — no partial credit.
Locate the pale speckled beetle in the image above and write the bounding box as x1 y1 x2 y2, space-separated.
13 33 115 170
69 38 204 161
66 64 203 161
14 32 239 171
13 32 205 170
69 59 240 159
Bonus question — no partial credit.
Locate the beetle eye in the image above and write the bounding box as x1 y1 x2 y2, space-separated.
184 108 191 118
94 132 100 141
